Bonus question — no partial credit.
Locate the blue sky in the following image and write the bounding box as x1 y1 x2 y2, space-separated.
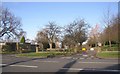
2 2 118 40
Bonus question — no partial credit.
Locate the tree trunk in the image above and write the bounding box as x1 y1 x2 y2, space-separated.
19 47 22 53
16 42 19 52
103 42 105 46
74 44 77 53
49 42 52 50
109 40 111 50
36 46 39 53
49 39 53 51
95 43 97 47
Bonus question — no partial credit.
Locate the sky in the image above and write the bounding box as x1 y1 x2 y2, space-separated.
2 2 118 40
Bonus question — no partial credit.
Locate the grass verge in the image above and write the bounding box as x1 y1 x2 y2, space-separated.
0 51 17 54
16 51 72 58
96 51 120 59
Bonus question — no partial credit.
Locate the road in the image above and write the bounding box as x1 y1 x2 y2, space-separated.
0 54 120 73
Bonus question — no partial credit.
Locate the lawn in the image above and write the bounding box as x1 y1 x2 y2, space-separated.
97 51 120 59
16 51 71 58
17 52 50 58
0 51 17 54
101 44 119 51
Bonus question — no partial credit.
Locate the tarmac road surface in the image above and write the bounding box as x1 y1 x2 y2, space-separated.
0 54 119 74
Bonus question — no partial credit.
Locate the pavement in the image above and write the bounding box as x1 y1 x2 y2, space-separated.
0 54 120 73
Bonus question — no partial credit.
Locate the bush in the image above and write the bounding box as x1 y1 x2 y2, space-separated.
2 44 16 52
43 42 50 49
2 45 11 51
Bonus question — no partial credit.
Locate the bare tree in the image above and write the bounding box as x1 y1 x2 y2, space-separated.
63 19 89 49
99 31 107 46
98 14 119 51
110 15 119 42
102 8 113 48
0 7 25 41
36 29 48 44
45 22 61 50
88 24 101 47
36 22 61 50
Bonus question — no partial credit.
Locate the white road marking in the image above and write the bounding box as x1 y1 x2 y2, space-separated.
0 64 6 66
0 64 38 68
61 57 72 59
79 58 85 59
10 65 38 68
61 68 120 72
79 62 118 64
61 68 83 70
41 61 59 63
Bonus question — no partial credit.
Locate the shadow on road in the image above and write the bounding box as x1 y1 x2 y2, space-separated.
55 59 77 74
79 64 120 74
103 64 120 70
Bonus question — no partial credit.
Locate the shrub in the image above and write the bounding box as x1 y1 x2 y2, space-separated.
2 45 12 52
20 36 25 43
43 42 50 49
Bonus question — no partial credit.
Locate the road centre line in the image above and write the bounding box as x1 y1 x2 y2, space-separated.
61 68 120 72
0 64 38 68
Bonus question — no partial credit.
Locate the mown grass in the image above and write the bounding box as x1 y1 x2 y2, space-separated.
16 51 71 58
17 52 49 58
101 44 119 51
97 51 120 59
